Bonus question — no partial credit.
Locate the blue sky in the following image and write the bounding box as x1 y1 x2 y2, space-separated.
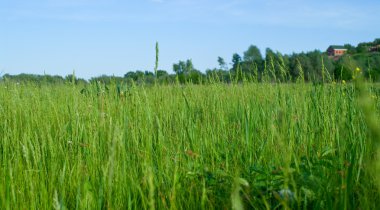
1 0 379 79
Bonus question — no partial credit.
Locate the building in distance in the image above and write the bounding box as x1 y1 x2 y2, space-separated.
327 45 348 57
369 45 380 52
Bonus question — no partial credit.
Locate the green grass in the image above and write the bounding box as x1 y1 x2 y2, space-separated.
0 82 379 209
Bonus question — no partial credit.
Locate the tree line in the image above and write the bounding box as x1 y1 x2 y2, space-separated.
2 39 380 85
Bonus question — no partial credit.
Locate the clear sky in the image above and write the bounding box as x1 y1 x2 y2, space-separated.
1 0 379 79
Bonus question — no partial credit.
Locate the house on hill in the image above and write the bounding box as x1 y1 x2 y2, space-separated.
327 45 348 57
369 45 380 52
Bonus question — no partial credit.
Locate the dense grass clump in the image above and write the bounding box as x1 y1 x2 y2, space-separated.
0 82 379 209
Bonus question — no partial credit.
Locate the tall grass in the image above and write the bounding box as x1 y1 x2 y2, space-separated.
0 80 379 209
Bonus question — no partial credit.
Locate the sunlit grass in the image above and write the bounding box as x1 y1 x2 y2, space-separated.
0 82 379 209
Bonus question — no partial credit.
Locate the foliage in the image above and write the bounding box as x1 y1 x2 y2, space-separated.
231 53 242 72
217 56 228 71
2 39 380 85
243 45 263 63
1 82 379 209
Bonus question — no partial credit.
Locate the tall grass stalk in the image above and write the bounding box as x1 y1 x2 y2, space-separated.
0 80 379 209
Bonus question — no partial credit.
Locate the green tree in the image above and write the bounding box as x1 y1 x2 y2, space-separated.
173 59 201 83
217 57 227 70
206 68 230 83
173 59 195 74
334 55 358 81
231 53 242 72
185 59 194 72
156 70 168 78
243 45 263 63
344 44 357 54
291 53 313 81
173 61 185 74
265 48 278 80
124 71 146 82
357 43 369 53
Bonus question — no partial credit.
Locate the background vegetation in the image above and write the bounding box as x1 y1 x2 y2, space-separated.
1 39 380 209
0 79 380 209
2 39 380 84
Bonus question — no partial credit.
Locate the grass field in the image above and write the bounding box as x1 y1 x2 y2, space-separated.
0 81 380 209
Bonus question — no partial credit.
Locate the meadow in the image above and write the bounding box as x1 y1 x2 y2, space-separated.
0 81 379 209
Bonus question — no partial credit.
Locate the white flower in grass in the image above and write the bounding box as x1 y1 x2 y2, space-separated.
278 189 295 202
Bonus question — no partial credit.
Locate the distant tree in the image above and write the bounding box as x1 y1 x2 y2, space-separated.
124 71 137 80
64 74 87 85
295 54 313 81
156 70 171 84
306 50 335 81
334 55 358 81
143 71 155 84
172 59 201 83
217 57 227 70
156 70 168 78
264 48 278 79
90 75 123 84
367 54 380 81
186 59 194 72
3 73 69 84
265 48 276 59
135 71 145 79
65 74 75 83
344 44 357 54
275 52 290 81
231 53 242 72
173 60 186 74
124 71 146 82
188 69 204 84
357 43 370 53
145 71 154 76
321 54 335 79
173 59 195 75
244 45 263 63
206 68 230 82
